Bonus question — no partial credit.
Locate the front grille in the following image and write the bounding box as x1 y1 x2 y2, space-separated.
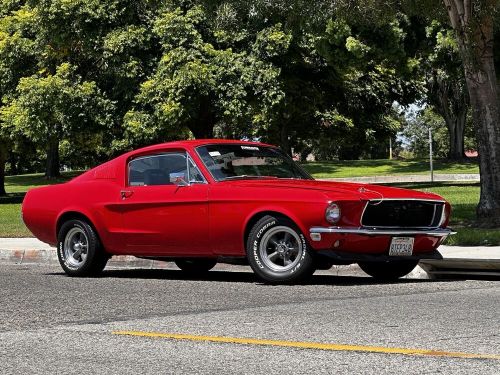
361 200 444 228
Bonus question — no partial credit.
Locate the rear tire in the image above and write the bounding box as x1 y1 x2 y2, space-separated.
175 259 217 273
246 215 315 284
358 260 418 281
57 219 108 277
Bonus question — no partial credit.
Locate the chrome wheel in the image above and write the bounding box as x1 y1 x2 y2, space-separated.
63 227 88 268
259 226 303 272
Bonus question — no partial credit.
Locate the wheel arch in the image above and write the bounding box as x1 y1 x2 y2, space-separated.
56 211 102 246
243 209 307 250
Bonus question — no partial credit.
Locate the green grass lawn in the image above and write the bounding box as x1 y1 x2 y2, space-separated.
0 202 31 237
1 164 497 246
4 171 82 193
301 158 479 178
1 171 82 237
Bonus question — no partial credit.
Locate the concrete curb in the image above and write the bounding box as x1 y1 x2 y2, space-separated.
419 245 500 278
0 239 426 278
0 246 173 269
0 246 380 277
1 239 498 279
420 259 500 278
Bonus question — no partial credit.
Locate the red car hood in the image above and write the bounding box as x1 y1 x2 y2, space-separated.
224 178 444 201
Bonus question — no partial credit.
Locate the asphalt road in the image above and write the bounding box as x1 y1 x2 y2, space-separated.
1 264 499 374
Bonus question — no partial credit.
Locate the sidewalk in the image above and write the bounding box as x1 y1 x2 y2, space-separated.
419 245 500 278
1 238 498 278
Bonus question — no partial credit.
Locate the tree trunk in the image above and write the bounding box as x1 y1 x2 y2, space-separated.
428 70 468 161
447 108 466 160
280 123 292 156
0 141 7 196
190 97 215 139
444 0 500 225
467 63 500 223
190 124 214 139
45 137 61 179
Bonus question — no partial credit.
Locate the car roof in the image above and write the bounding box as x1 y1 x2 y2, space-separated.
124 139 276 157
150 139 273 147
72 139 279 183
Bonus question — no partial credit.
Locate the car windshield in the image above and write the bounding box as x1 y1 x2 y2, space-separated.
196 144 312 181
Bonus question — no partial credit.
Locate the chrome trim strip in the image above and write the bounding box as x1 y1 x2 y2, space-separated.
366 198 446 202
438 204 447 227
309 227 456 237
431 204 437 226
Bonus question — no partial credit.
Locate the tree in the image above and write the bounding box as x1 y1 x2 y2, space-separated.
1 0 157 180
0 141 7 195
0 0 37 193
313 14 423 159
424 21 469 160
400 106 475 158
1 63 113 178
120 4 284 147
442 0 500 224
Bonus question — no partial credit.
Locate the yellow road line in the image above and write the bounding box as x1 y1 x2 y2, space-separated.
112 331 500 360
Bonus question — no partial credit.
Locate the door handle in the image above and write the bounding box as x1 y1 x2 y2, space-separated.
120 190 134 199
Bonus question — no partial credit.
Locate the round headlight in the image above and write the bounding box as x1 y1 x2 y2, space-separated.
325 203 341 224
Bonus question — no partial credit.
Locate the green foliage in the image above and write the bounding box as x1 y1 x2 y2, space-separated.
310 14 423 159
0 0 430 170
0 0 159 172
1 63 113 147
0 3 37 107
0 0 478 175
119 4 286 147
253 23 292 59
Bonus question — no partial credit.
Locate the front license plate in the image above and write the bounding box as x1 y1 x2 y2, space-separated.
389 237 414 256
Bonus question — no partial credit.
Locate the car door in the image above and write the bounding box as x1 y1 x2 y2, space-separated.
118 151 210 256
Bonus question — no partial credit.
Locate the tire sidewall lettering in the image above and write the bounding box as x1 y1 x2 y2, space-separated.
289 234 307 274
253 220 276 269
58 222 87 271
253 240 264 269
256 221 276 239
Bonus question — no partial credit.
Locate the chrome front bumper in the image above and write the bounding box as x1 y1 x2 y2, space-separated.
309 227 455 241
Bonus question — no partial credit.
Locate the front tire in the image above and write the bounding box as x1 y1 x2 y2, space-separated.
57 219 109 277
358 260 418 281
246 215 315 283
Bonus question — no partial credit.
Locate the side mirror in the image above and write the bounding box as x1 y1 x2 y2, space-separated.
173 176 189 187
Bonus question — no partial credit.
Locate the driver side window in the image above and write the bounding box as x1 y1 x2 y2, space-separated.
128 153 185 186
128 153 205 186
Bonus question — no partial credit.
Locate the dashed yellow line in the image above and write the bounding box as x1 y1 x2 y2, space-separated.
112 331 500 360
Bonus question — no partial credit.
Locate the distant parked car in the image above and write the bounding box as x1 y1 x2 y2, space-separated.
22 140 453 283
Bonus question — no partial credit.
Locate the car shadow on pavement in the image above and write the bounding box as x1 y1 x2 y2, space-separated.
46 268 457 286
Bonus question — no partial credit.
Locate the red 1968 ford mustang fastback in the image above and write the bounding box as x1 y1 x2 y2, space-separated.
22 139 453 283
